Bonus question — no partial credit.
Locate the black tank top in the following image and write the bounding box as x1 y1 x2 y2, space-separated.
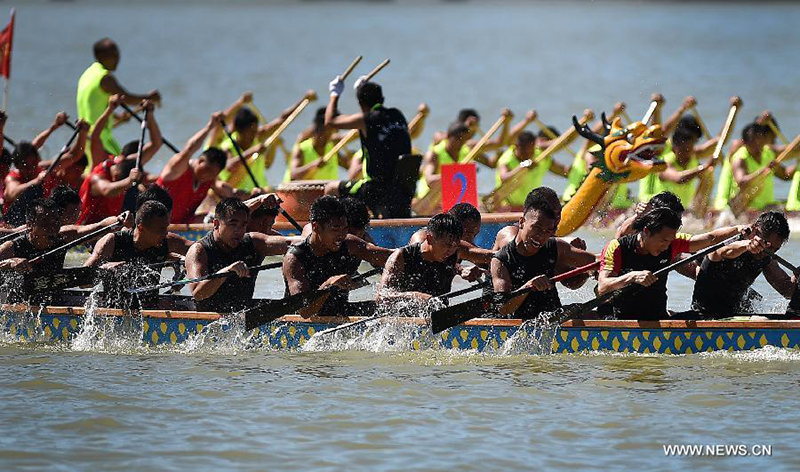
390 243 458 297
493 238 560 319
13 235 66 273
110 229 169 265
360 105 411 183
284 237 359 314
608 234 672 320
196 231 261 313
692 252 772 316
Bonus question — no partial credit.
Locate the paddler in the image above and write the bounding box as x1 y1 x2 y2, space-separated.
211 91 316 192
79 98 162 224
323 79 413 218
0 198 129 302
246 193 282 236
300 197 374 243
691 211 794 318
157 111 250 224
284 107 348 182
494 131 569 209
76 38 161 165
380 213 479 302
283 196 393 317
185 198 294 313
714 121 797 211
492 196 596 320
597 208 746 320
3 114 88 219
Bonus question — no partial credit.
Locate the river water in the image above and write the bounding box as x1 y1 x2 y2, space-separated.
3 0 800 470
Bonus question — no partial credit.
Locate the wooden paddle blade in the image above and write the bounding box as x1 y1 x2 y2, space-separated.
497 291 530 316
21 267 99 292
430 294 500 334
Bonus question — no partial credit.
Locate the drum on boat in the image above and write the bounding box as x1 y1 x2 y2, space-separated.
276 180 328 222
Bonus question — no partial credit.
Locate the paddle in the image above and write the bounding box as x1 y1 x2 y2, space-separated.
3 134 14 146
27 220 124 265
119 102 180 153
0 227 26 244
126 261 282 295
414 113 508 215
690 97 741 217
482 109 595 212
340 55 363 81
729 134 800 217
553 231 748 324
312 278 493 339
642 96 662 124
121 107 149 213
21 266 103 292
690 106 711 139
4 122 82 226
244 267 382 331
765 249 799 276
430 260 599 334
533 116 577 156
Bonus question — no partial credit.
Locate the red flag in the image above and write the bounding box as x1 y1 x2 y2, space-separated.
0 9 15 79
441 163 478 212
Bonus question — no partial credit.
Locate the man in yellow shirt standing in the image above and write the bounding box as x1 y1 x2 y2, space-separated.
76 38 160 167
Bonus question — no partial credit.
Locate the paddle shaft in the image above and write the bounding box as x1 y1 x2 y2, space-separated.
365 59 390 81
533 117 577 156
134 108 149 173
767 117 789 145
765 249 799 276
341 56 362 80
437 279 491 301
128 261 282 294
119 102 180 153
691 107 711 139
642 100 660 124
711 103 740 163
29 221 123 265
730 133 800 216
42 122 82 180
0 227 26 243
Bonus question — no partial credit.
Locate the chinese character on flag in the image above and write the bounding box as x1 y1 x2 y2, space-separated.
0 9 14 80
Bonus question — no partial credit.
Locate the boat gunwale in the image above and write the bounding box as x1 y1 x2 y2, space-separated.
3 304 800 329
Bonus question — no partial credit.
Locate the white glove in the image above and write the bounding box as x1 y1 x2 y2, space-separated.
353 75 368 91
329 76 344 97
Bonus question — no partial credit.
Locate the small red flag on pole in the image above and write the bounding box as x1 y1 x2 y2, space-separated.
0 9 15 110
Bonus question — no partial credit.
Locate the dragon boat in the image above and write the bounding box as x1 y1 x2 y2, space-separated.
3 297 800 354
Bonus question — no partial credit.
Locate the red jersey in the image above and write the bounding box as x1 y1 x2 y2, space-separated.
78 160 123 224
157 167 213 224
2 166 57 213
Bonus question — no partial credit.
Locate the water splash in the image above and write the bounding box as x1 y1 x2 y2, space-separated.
180 313 259 355
499 312 560 356
70 287 145 354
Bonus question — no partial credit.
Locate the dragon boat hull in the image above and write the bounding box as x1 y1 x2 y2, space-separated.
3 304 800 354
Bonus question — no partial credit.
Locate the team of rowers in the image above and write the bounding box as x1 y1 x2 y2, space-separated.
0 180 796 321
1 38 796 230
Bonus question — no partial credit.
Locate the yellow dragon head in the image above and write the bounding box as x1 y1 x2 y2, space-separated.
572 113 667 182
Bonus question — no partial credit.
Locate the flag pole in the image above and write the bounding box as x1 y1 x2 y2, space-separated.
1 9 14 112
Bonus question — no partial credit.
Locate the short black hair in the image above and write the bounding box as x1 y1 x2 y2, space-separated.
341 197 370 230
356 82 384 110
12 142 38 168
215 197 249 222
26 198 59 225
310 195 345 225
234 107 258 132
517 130 537 146
649 191 685 215
447 122 470 139
457 109 479 123
313 107 327 132
93 38 117 60
427 213 463 240
121 140 140 158
632 207 682 234
136 200 169 226
51 185 81 210
742 122 769 144
537 126 559 140
136 184 173 212
448 202 481 225
75 153 88 170
672 127 697 147
754 211 790 241
675 115 702 140
523 197 556 220
0 147 11 167
524 186 560 214
201 147 227 171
